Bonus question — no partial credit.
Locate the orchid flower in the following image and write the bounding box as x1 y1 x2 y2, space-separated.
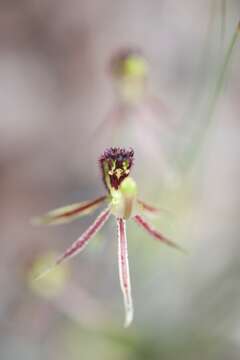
34 147 185 327
94 48 173 135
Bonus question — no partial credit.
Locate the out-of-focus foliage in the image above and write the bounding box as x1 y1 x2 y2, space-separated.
28 252 69 298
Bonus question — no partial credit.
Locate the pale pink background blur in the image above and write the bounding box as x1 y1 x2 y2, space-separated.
0 1 240 359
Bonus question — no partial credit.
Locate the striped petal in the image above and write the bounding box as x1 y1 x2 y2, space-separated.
35 208 111 280
117 218 133 327
134 215 186 253
137 199 172 217
32 196 107 225
137 199 160 214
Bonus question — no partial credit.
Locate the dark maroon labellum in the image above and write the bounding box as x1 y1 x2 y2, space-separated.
99 147 134 191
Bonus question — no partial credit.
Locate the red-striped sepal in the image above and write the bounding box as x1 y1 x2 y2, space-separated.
32 196 107 225
134 214 186 253
117 218 133 327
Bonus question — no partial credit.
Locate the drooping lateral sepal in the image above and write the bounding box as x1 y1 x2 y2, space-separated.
35 208 111 280
117 217 133 327
134 214 186 253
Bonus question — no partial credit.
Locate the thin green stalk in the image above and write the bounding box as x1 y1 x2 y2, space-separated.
180 21 240 172
172 1 217 172
220 0 227 52
205 22 239 129
187 0 216 116
178 0 216 141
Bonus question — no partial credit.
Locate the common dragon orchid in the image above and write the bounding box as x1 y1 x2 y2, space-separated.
33 147 185 327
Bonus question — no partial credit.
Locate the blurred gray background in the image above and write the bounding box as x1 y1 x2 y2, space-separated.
0 0 240 359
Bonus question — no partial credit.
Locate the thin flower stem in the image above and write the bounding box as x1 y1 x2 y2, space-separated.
182 20 240 171
181 0 216 128
173 0 216 171
220 0 227 52
205 21 239 129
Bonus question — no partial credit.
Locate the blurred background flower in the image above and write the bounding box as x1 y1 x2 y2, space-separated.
28 252 70 298
0 0 240 359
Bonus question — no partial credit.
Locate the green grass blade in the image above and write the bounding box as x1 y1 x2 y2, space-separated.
180 21 240 172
